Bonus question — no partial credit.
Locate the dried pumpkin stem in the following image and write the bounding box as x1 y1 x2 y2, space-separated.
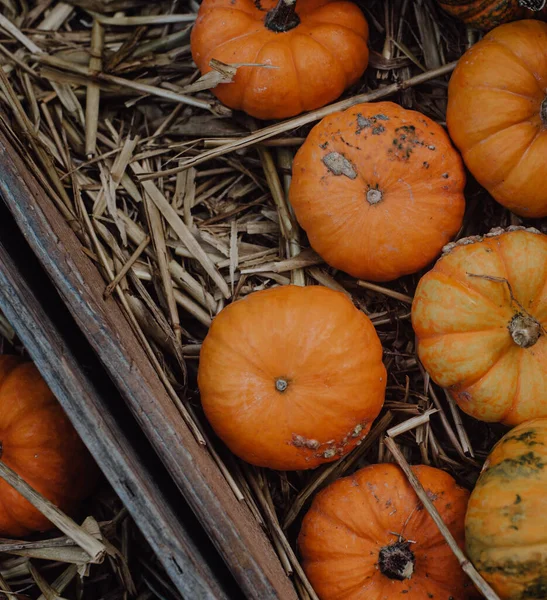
265 0 300 33
275 378 289 392
541 97 547 125
508 313 542 348
378 541 415 581
366 189 383 205
518 0 547 10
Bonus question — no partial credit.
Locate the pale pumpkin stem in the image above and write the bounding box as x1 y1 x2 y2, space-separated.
508 314 542 348
264 0 300 33
541 97 547 126
378 541 415 581
275 378 289 392
366 189 383 205
518 0 547 10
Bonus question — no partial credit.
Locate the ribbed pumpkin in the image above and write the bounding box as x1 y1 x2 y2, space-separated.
190 0 369 120
412 227 547 426
437 0 547 30
0 355 99 537
298 463 474 599
197 285 386 470
289 101 466 282
466 418 547 599
447 19 547 218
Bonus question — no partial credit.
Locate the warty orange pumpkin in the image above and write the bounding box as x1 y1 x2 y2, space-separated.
412 227 547 426
0 355 99 537
298 463 474 599
289 101 466 282
465 418 547 599
190 0 369 120
197 285 386 470
447 19 547 218
437 0 547 30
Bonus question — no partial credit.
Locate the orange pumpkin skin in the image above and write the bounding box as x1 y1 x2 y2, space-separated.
412 227 547 427
0 356 99 537
190 0 369 120
437 0 547 30
447 20 547 218
288 101 466 282
298 463 474 599
465 418 547 599
197 285 386 470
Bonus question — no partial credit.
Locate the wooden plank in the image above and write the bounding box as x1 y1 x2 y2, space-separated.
0 220 231 600
0 132 297 599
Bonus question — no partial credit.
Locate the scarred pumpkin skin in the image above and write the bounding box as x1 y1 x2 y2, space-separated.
190 0 369 120
437 0 547 30
289 101 466 282
0 356 99 537
298 463 475 599
412 227 547 427
466 418 547 599
447 20 547 218
197 285 386 470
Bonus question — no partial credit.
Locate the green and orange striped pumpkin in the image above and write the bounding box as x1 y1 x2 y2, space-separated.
466 418 547 598
437 0 546 29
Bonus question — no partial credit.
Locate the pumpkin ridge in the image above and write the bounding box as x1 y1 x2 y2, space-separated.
284 37 306 114
467 85 539 102
431 264 515 317
294 32 348 86
498 349 528 423
203 25 262 53
463 119 539 161
242 37 297 113
496 230 547 315
451 340 514 394
490 127 544 197
488 36 547 93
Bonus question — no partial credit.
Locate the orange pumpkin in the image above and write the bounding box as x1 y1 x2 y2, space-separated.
437 0 547 30
447 20 547 218
465 418 547 599
412 227 547 426
298 463 474 599
197 285 386 470
190 0 369 120
289 101 466 282
0 355 99 537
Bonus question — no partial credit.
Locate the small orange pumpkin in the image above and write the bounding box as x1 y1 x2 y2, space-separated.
197 285 386 470
447 19 547 218
190 0 369 120
465 418 547 599
412 227 547 426
437 0 547 30
0 355 99 537
298 463 474 599
289 101 466 282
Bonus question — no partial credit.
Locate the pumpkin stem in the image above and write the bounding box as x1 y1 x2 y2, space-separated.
275 378 289 392
265 0 300 33
378 541 415 581
541 97 547 126
518 0 546 10
366 189 383 205
508 313 542 348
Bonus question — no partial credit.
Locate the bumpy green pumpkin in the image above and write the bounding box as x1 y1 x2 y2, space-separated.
437 0 547 29
465 418 547 599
